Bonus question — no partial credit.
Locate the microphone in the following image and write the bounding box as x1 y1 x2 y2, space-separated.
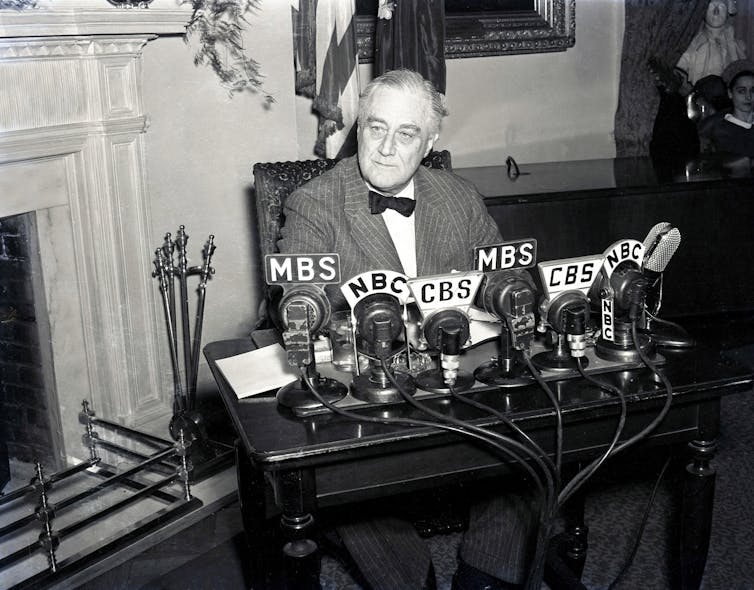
415 308 474 393
473 270 539 386
275 284 348 411
641 227 693 348
531 290 592 372
533 254 603 372
404 271 485 393
642 221 672 262
644 226 681 277
351 293 416 403
591 239 655 363
264 253 347 411
278 284 330 368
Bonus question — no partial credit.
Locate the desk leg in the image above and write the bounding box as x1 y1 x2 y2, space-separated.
277 468 320 590
235 440 271 589
680 437 717 590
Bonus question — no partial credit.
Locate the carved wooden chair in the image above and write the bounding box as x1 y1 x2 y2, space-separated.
251 150 452 328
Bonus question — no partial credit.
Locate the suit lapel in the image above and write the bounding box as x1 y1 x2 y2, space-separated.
342 159 403 272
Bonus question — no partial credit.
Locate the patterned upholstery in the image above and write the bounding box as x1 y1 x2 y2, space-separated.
252 150 452 261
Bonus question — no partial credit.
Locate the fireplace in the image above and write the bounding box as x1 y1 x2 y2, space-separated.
1 212 62 483
0 2 193 471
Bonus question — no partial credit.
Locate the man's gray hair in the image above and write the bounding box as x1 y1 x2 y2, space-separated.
358 69 448 136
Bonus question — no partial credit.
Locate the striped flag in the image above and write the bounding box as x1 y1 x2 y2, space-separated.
312 0 361 159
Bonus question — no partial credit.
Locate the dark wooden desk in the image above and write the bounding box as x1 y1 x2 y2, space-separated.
205 337 752 590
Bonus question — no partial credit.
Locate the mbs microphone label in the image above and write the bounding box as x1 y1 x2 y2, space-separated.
265 254 341 284
475 239 537 272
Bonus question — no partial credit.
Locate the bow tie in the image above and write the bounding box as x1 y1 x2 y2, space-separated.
368 191 416 217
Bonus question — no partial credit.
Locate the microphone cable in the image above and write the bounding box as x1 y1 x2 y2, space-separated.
446 385 558 487
378 359 556 513
558 358 627 507
379 360 558 590
609 321 673 455
444 381 561 590
606 452 672 590
301 368 551 505
559 319 673 507
645 308 690 334
522 353 564 480
304 363 558 590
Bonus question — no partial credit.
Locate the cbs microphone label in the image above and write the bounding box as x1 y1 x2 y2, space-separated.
265 253 341 284
341 270 411 308
475 239 537 272
602 239 644 277
537 255 603 297
407 271 485 315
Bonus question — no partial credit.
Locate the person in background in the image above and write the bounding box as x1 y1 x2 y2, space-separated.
698 59 754 158
279 69 538 590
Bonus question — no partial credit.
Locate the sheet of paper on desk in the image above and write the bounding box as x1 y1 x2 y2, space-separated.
215 344 299 399
467 308 501 345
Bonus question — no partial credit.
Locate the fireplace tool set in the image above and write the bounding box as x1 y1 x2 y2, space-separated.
0 401 202 590
152 226 217 461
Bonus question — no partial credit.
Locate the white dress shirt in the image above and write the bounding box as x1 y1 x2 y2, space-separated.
367 180 417 278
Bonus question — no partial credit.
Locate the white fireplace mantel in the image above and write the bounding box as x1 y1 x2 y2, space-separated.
0 2 192 461
0 0 192 38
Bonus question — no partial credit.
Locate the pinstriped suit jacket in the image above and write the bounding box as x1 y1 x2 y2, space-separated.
278 155 502 309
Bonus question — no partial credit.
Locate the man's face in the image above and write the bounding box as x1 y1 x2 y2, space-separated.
730 74 754 117
705 1 728 28
357 86 437 195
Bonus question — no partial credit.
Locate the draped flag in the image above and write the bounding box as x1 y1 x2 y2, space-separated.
292 0 361 159
375 0 446 94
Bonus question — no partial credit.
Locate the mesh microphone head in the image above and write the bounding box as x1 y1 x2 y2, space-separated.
642 221 672 264
644 227 681 273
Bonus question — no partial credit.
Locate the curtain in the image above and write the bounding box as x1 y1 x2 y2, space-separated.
374 0 446 94
614 0 708 157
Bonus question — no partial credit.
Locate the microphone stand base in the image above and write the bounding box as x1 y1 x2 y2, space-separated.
531 350 588 373
416 370 475 394
352 371 416 404
474 361 535 388
277 377 348 411
594 335 654 364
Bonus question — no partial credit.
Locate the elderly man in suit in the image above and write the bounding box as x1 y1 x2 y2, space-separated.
279 69 501 308
279 69 535 590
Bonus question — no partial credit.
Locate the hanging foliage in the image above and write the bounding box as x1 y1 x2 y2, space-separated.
182 0 273 104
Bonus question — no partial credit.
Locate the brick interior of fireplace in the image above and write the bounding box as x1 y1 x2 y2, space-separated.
0 212 59 491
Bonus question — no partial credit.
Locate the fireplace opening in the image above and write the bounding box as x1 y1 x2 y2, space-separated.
0 211 64 493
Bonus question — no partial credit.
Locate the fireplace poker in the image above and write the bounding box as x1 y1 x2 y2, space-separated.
153 248 185 413
175 226 192 397
161 232 178 355
188 235 216 408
